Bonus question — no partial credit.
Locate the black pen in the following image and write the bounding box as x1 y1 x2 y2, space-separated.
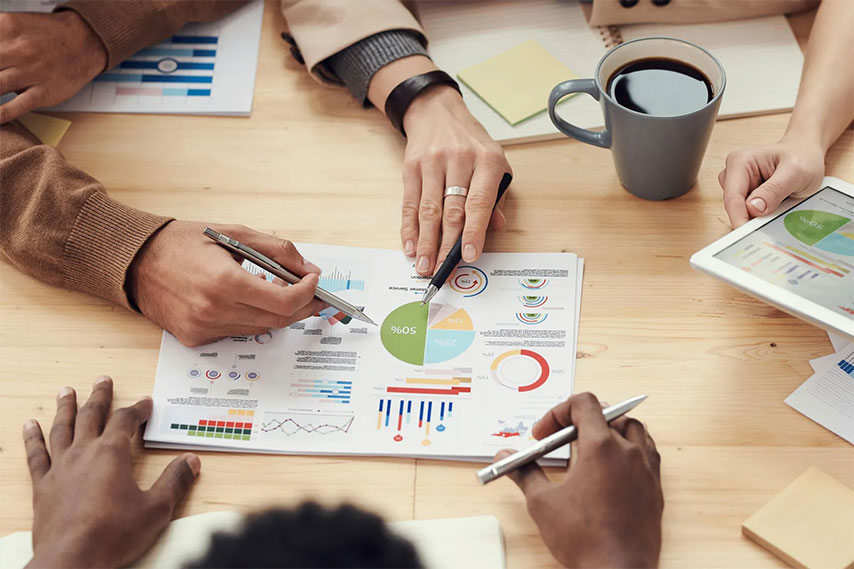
420 172 512 305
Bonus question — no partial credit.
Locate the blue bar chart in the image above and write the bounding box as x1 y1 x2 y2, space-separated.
43 1 264 115
837 355 854 376
290 379 352 404
318 267 366 293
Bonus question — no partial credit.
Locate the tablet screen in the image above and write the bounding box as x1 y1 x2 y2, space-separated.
714 187 854 320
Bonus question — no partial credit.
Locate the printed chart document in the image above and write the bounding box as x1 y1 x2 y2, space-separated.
145 245 583 464
1 0 263 116
786 342 854 445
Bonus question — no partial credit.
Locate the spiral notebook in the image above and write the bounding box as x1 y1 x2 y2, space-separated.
417 0 805 145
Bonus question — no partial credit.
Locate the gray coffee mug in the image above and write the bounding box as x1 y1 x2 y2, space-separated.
548 37 726 200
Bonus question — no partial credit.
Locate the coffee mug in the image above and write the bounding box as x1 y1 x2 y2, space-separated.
548 37 726 200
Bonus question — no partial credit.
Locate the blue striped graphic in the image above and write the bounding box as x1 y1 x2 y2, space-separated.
171 35 218 44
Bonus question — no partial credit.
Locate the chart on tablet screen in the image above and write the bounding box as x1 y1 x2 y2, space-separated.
715 188 854 319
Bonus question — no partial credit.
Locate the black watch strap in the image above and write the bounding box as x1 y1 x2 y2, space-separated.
384 70 462 136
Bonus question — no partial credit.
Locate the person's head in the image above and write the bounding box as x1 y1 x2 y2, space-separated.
188 502 423 568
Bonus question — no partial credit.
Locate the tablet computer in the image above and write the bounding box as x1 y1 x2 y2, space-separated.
691 176 854 340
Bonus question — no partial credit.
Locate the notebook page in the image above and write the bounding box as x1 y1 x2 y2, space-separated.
418 0 607 145
620 16 804 119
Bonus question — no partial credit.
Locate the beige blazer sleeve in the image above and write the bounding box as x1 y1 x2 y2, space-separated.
585 0 820 27
280 0 425 84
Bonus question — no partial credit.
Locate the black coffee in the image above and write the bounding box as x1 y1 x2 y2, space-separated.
607 58 713 116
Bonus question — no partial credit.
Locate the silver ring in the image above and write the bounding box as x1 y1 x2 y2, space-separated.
444 186 469 199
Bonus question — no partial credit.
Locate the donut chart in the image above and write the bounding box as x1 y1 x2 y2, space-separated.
491 349 550 392
381 301 476 365
450 266 488 297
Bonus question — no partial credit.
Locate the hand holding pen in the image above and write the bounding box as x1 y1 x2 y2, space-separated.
128 221 328 348
421 172 512 305
495 393 663 568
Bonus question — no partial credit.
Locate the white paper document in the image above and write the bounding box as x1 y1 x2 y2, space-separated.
145 245 582 464
1 0 263 116
786 342 854 445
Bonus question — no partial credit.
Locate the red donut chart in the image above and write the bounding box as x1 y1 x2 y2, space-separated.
490 349 550 392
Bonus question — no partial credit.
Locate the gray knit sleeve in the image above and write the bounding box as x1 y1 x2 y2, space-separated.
324 29 429 107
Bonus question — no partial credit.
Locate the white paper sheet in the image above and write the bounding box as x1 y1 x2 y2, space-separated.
145 245 582 464
829 332 849 351
786 342 854 445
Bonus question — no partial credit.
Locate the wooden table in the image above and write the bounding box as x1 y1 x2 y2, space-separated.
1 3 851 567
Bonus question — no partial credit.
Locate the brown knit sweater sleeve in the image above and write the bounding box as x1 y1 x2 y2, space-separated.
58 0 250 69
0 123 172 309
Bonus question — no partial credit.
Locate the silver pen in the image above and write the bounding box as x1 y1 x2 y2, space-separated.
203 228 376 326
476 395 647 485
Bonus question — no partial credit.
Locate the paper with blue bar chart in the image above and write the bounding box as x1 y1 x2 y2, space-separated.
3 0 263 115
786 341 854 445
145 244 583 463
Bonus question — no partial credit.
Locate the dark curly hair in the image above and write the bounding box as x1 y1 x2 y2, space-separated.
186 502 423 568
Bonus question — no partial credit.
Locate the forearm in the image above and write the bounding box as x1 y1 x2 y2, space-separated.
785 0 854 151
0 123 172 309
326 31 429 106
57 0 249 69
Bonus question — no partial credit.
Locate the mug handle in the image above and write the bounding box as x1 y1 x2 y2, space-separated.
548 79 611 149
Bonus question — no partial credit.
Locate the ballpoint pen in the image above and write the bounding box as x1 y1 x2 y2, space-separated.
475 395 648 485
420 172 513 305
203 228 376 326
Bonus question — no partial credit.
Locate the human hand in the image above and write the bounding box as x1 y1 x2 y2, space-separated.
401 86 511 275
128 221 326 347
719 136 825 228
496 393 663 568
23 376 200 569
0 10 106 123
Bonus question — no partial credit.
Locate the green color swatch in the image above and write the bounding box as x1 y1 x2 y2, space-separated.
381 301 429 365
784 210 850 246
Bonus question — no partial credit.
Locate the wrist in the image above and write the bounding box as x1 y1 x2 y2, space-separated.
402 85 465 131
782 117 830 154
59 9 108 75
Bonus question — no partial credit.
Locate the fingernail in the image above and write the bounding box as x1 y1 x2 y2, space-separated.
185 453 201 476
463 244 477 262
404 240 416 257
95 375 111 386
749 197 767 213
304 261 321 274
57 386 73 400
22 419 37 433
416 256 430 272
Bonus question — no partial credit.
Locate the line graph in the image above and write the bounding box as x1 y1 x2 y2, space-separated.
259 412 354 436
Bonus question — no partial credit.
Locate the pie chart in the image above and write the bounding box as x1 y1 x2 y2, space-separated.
491 349 550 392
381 301 476 365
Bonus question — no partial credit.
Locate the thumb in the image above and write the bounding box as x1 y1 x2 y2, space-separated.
234 228 321 276
745 166 800 217
494 449 551 498
148 453 200 515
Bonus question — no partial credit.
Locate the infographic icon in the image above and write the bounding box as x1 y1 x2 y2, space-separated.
450 266 488 297
381 302 476 365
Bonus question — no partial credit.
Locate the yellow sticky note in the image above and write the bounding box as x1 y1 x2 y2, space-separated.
742 467 854 569
18 112 72 147
458 40 576 126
